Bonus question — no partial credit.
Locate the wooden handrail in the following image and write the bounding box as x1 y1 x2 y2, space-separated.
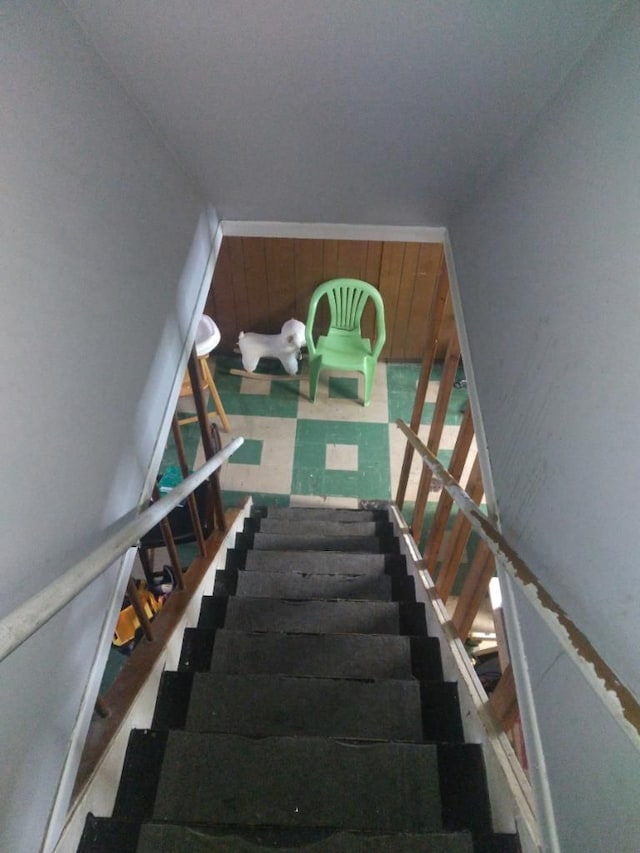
396 418 640 742
0 436 244 663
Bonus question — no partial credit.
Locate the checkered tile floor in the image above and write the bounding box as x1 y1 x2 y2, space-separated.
187 355 474 512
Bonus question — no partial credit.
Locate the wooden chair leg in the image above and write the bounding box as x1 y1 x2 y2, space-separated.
200 356 231 432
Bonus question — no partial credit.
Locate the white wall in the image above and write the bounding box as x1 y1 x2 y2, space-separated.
0 3 213 850
449 2 640 850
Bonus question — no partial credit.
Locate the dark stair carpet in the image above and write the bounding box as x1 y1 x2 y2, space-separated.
78 505 520 853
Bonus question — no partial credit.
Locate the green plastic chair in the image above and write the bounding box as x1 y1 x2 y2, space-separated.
305 278 386 407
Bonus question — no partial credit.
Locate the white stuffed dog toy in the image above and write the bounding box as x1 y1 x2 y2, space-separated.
238 318 306 375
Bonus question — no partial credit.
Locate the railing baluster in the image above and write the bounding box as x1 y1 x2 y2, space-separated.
411 329 461 537
435 455 484 602
171 414 206 555
153 484 185 591
421 405 474 571
187 348 226 531
489 663 519 732
125 576 155 642
396 254 449 508
451 540 495 641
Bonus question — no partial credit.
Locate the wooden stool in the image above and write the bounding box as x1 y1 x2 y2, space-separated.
178 316 230 432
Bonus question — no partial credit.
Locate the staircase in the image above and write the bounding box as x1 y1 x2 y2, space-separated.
78 505 519 852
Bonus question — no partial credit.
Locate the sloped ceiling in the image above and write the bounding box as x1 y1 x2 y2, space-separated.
65 0 621 226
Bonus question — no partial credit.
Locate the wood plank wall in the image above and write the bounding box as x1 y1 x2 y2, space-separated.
205 236 454 360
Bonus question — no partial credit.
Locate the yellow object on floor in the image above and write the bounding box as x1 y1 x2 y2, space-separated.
113 582 163 648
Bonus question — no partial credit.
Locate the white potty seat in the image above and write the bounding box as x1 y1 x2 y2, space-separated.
195 315 221 357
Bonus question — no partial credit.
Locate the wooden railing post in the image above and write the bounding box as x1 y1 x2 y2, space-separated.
489 664 519 732
451 540 495 641
421 404 474 570
152 483 185 591
187 348 227 531
125 576 155 642
411 329 461 539
171 414 206 555
435 455 484 602
396 257 450 508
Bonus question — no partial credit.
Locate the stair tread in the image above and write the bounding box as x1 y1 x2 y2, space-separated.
209 630 440 680
136 824 474 852
186 673 424 741
233 571 392 601
153 733 442 832
221 598 403 634
257 519 383 536
256 506 384 522
251 533 390 553
243 550 396 574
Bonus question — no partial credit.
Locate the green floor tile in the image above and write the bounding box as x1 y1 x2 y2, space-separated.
160 422 202 472
211 356 301 418
328 376 359 401
386 362 469 426
292 420 391 500
229 438 263 465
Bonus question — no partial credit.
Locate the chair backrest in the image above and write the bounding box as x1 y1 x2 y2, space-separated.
306 278 386 354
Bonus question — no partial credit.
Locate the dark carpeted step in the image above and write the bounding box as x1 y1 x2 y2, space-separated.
217 569 393 601
199 596 427 635
254 518 391 538
209 630 444 680
240 549 406 575
112 729 168 821
437 743 494 837
152 671 194 730
77 815 141 853
253 506 386 523
136 824 475 852
185 673 424 741
250 532 398 553
152 733 442 832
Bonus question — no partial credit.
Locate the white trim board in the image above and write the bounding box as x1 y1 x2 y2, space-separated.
221 220 446 243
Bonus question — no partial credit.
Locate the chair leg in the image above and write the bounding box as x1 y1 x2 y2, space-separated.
200 356 231 432
362 363 374 407
308 359 320 402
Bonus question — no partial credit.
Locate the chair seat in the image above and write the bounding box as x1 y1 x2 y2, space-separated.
314 333 373 371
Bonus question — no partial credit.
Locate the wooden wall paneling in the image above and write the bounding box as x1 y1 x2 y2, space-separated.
226 236 251 337
265 238 297 329
391 242 422 359
207 235 448 358
378 242 406 358
336 239 369 280
293 239 325 322
365 241 383 286
206 238 237 352
242 238 270 335
361 241 383 341
405 243 443 360
322 239 340 281
312 240 340 333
